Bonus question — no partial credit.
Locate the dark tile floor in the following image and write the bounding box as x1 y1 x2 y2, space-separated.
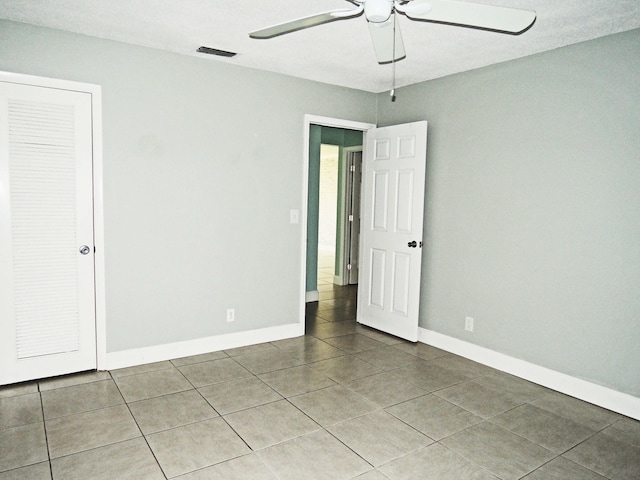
1 257 639 479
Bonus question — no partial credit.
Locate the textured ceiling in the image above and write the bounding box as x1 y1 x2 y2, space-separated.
1 0 639 92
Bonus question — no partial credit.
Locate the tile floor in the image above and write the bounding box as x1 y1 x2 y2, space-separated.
1 256 639 479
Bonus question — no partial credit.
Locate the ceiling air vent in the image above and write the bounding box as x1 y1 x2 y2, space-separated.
197 46 237 58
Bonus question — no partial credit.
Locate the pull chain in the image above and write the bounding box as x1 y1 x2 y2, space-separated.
390 12 397 102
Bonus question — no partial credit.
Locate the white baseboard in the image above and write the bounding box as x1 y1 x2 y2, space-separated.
105 323 303 371
305 290 319 303
419 328 640 421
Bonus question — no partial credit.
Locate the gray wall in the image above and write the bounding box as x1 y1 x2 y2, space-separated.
0 20 377 352
2 18 639 398
378 29 640 396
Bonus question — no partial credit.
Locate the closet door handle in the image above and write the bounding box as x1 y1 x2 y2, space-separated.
79 245 91 255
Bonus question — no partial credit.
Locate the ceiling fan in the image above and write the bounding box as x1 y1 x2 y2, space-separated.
250 0 536 64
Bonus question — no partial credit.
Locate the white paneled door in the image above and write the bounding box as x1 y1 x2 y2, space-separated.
357 121 427 341
0 80 97 384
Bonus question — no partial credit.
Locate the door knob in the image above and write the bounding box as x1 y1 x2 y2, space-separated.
79 245 91 255
407 241 417 248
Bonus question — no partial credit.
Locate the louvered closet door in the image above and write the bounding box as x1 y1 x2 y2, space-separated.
0 81 96 385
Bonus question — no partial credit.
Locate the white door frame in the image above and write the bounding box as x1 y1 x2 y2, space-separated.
339 146 363 286
299 115 375 331
0 71 107 372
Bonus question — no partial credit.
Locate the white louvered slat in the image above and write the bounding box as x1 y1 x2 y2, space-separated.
8 99 80 359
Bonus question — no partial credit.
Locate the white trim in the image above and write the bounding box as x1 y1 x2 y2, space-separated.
301 115 376 328
338 145 363 287
90 87 107 372
419 328 640 421
0 71 107 373
305 290 319 303
105 323 301 371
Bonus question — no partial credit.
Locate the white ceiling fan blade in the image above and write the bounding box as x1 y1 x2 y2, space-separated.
400 0 536 34
368 15 406 64
250 6 364 39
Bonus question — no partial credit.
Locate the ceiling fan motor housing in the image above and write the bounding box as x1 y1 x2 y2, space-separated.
364 0 394 23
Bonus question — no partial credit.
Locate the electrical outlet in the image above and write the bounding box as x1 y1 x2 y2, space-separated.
226 308 235 322
464 316 474 332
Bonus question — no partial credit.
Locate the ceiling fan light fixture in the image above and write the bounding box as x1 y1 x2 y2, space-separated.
365 0 394 23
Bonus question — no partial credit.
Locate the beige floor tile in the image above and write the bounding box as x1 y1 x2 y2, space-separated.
308 355 383 383
324 334 386 354
392 362 471 393
38 371 111 391
386 393 482 440
146 418 250 478
0 383 38 399
602 417 640 448
177 358 252 388
352 471 390 480
379 443 498 480
258 430 371 480
0 461 51 480
0 423 48 472
530 391 621 431
344 372 427 408
441 422 555 480
224 399 320 449
353 346 424 371
199 377 282 414
110 361 175 378
50 437 164 480
392 342 449 361
289 384 379 427
128 389 218 434
232 349 305 375
41 380 124 419
522 457 607 480
307 320 358 339
170 351 228 367
428 355 497 378
174 453 278 479
564 430 640 480
491 403 596 452
0 393 43 429
114 367 193 402
328 411 432 467
258 365 336 398
272 337 345 362
434 380 524 418
46 405 140 458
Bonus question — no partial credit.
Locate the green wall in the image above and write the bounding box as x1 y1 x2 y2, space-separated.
377 28 640 397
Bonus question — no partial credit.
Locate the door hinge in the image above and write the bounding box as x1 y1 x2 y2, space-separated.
347 264 352 271
348 214 354 222
350 164 356 172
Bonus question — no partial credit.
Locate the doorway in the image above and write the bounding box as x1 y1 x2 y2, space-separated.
300 116 428 343
304 120 370 305
0 72 106 384
299 115 374 333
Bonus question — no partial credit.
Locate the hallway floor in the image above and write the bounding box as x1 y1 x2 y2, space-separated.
1 259 639 478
